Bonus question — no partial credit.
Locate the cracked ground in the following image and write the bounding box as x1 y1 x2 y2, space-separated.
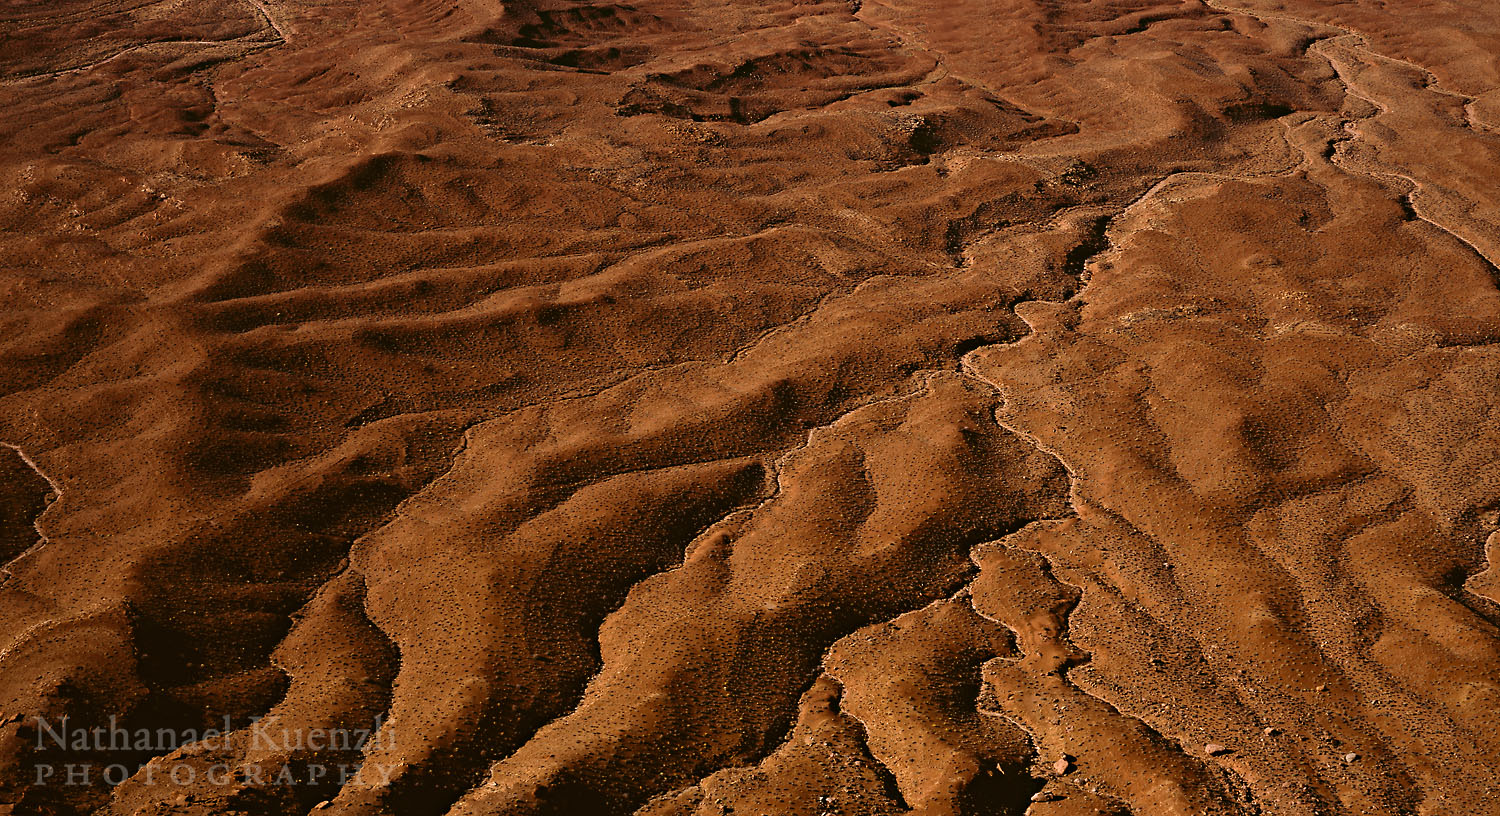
1 0 1499 813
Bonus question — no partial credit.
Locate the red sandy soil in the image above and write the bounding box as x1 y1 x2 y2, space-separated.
1 0 1498 814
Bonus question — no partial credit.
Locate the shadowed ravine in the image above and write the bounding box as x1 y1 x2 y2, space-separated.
1 0 1498 814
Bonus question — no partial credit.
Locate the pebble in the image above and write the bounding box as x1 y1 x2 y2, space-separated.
1344 753 1359 763
1263 727 1278 736
1031 790 1062 802
1205 743 1229 756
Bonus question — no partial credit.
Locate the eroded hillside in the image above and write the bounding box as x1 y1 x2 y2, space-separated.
1 0 1498 814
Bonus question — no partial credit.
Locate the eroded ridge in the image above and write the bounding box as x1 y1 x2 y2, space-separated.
0 0 1498 813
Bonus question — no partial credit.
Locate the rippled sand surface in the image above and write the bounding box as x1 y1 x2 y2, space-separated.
2 0 1498 813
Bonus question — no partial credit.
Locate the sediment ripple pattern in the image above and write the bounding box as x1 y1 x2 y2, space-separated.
0 0 1497 814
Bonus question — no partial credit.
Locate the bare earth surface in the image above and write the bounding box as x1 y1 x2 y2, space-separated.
2 0 1499 813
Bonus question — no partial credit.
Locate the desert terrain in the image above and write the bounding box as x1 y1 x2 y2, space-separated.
1 0 1498 813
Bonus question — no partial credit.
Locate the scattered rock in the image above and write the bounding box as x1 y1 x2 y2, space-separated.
1344 753 1359 763
1053 756 1073 775
1206 743 1229 756
1263 727 1279 736
1031 790 1062 802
